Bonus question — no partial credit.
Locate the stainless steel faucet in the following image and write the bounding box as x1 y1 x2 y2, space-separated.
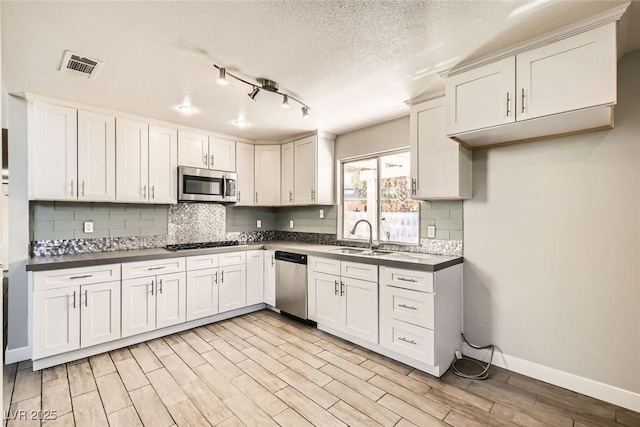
350 219 377 250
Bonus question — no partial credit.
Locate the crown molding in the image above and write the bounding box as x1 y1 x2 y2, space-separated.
279 129 336 144
404 87 446 107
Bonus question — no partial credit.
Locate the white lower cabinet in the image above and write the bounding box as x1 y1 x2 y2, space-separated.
218 264 247 313
309 258 379 344
122 271 186 338
246 251 264 306
186 268 219 321
380 317 435 365
80 281 121 348
264 250 276 306
33 287 80 359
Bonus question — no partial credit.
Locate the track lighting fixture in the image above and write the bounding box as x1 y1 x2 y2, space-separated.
248 87 260 101
213 64 310 118
217 68 228 85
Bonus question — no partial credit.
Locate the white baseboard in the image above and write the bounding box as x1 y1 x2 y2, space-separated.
5 346 31 364
463 344 640 413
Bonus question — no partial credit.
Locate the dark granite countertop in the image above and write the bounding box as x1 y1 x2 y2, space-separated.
26 242 462 272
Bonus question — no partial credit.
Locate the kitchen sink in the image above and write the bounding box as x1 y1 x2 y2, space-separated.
328 248 365 255
359 250 393 257
383 252 433 260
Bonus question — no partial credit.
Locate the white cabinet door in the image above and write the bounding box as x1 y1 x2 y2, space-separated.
341 277 378 344
294 136 317 205
516 23 616 121
246 250 264 306
446 56 515 135
209 136 236 172
255 145 281 206
410 98 471 200
310 271 341 329
122 277 156 338
33 286 80 359
264 250 276 306
281 142 295 205
235 142 255 206
178 130 209 168
186 268 219 321
77 110 116 202
116 118 149 202
80 281 120 348
30 102 77 200
156 272 186 329
218 264 246 313
148 125 178 204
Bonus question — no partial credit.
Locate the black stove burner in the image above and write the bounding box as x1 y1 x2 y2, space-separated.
165 241 241 251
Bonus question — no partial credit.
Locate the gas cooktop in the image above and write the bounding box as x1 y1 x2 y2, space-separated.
165 241 241 251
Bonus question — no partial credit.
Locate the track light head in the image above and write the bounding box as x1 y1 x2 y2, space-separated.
248 87 260 101
217 68 228 85
301 106 311 119
281 95 290 108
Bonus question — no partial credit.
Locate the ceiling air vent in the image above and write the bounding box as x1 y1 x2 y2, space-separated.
59 50 104 80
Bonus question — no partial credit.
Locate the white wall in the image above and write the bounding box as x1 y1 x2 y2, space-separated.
464 49 640 396
335 116 409 160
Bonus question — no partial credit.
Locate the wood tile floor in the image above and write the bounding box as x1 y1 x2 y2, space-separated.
4 310 640 427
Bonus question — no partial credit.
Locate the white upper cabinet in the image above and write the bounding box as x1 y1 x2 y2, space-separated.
148 125 178 204
281 142 295 206
116 118 149 202
293 133 335 205
178 130 208 168
77 110 116 202
445 21 618 147
446 56 516 135
255 145 281 206
516 23 616 121
209 136 236 172
410 97 471 200
30 102 78 200
235 142 255 206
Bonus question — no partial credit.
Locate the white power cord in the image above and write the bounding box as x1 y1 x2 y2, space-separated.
450 333 495 380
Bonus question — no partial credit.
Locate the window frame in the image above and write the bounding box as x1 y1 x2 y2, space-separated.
337 148 420 246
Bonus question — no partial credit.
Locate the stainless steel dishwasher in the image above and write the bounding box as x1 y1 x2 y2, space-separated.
275 251 308 321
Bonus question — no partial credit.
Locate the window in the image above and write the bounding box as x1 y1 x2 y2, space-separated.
341 151 419 245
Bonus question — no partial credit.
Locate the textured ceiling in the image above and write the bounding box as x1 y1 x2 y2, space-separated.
2 1 638 141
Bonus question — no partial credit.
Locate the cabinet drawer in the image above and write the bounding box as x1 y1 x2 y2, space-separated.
122 257 185 280
380 317 434 365
341 261 378 283
381 267 434 293
218 251 246 267
309 256 341 276
187 254 219 271
382 285 434 329
33 264 121 291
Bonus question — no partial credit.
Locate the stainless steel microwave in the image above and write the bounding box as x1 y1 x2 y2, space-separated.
178 167 237 203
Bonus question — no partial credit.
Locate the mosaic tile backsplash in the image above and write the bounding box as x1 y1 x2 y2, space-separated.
30 202 463 257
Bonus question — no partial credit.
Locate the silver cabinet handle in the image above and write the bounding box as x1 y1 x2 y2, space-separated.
271 255 274 267
334 280 339 296
159 279 163 294
289 190 293 202
399 337 417 345
521 88 525 114
398 304 418 311
214 270 218 284
71 291 76 309
506 92 511 117
84 289 88 307
238 191 241 202
70 180 74 196
340 281 344 296
147 266 165 271
150 280 154 295
70 274 92 280
397 277 417 283
142 185 147 199
411 179 417 195
221 270 224 283
211 154 215 167
151 185 155 200
311 188 315 201
203 153 208 166
81 181 85 197
255 192 258 204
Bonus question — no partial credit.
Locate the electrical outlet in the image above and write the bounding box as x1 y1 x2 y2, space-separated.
427 225 436 239
256 220 262 228
289 220 294 229
319 209 324 219
83 221 94 233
